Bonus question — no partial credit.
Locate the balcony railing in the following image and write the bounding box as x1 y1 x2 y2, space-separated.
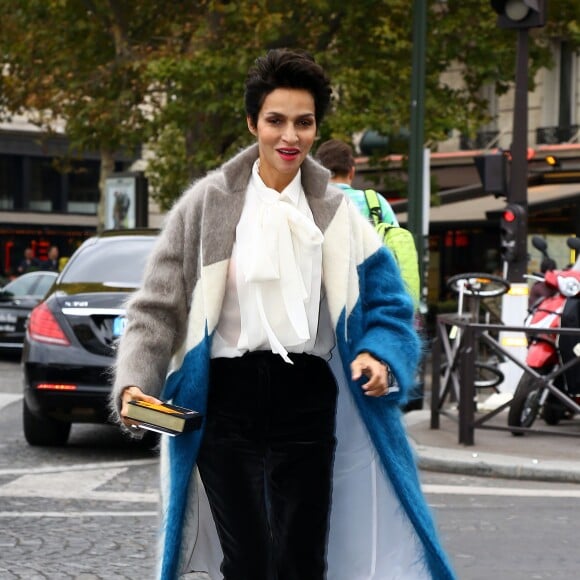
459 130 501 151
536 125 580 145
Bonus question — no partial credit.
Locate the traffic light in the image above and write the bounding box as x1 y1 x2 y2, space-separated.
500 203 527 262
474 152 508 198
490 0 546 29
359 129 410 156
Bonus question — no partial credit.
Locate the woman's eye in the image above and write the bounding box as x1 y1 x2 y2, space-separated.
298 119 314 127
267 118 281 125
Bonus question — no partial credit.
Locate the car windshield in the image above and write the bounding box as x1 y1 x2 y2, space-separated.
61 237 156 285
34 274 57 297
2 273 56 298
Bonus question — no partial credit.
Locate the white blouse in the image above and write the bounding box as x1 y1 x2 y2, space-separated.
211 161 334 363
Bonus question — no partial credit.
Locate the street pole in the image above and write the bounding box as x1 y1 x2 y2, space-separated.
499 27 531 393
507 28 529 282
408 0 427 295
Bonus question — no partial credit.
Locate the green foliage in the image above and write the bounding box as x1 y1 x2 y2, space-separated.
145 124 190 212
0 0 578 211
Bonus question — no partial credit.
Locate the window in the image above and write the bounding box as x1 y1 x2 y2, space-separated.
2 272 57 298
28 158 61 211
68 161 99 214
538 41 579 144
0 155 16 210
62 237 156 285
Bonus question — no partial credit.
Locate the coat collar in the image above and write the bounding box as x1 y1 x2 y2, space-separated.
199 144 347 331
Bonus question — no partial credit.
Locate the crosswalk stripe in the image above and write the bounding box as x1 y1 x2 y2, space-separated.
0 467 158 503
0 458 158 477
0 511 157 518
0 393 21 412
423 483 580 498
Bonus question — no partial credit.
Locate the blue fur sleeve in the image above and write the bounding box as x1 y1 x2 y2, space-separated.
354 245 421 404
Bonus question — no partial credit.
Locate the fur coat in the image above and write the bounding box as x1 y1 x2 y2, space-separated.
111 144 456 580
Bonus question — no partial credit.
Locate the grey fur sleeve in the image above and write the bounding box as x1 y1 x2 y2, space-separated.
109 199 190 420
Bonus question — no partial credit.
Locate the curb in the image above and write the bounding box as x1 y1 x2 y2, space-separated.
404 409 580 484
409 441 580 483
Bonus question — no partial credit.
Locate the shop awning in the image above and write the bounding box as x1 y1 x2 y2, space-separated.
396 183 580 224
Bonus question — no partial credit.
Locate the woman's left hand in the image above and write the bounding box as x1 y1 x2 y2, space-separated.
351 352 389 397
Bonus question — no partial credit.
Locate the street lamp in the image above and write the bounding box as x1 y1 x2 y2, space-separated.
408 0 427 301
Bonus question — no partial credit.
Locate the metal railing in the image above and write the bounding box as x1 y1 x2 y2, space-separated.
536 125 580 145
459 130 502 151
431 313 580 445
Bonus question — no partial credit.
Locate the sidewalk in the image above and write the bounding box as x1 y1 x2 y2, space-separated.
405 408 580 483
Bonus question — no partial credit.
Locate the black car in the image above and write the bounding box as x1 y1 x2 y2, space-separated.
22 229 158 446
0 271 58 351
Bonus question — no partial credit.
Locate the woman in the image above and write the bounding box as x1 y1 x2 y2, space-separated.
111 49 455 580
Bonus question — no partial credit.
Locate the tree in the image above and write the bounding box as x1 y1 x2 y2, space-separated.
144 0 580 208
1 0 578 213
0 0 192 227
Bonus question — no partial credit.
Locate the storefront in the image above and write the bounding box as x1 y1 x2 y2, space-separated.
0 127 135 280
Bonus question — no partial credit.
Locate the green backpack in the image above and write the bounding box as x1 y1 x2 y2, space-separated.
363 189 420 307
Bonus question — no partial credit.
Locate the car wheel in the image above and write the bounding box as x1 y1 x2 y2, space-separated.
23 400 71 446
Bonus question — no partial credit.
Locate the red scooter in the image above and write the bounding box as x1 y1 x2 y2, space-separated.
508 236 580 433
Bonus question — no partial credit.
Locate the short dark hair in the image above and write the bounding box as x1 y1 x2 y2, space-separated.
314 139 355 177
245 48 332 128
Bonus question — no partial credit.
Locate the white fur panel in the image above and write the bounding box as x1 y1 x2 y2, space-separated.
323 199 376 323
361 215 383 256
157 435 170 580
322 201 354 324
185 259 230 350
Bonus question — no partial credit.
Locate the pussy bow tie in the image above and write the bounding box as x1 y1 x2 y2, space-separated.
243 195 324 362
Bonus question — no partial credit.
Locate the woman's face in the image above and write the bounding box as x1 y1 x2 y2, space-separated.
247 87 317 193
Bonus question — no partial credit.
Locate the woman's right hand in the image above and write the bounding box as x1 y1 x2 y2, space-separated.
120 385 163 428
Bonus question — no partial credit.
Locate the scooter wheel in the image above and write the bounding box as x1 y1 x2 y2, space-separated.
542 397 565 426
508 373 540 435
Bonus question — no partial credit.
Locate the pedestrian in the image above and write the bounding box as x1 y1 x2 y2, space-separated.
41 246 60 272
315 138 420 306
110 48 455 580
16 247 40 275
314 138 399 225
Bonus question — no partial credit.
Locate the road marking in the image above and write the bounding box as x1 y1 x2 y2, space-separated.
0 511 157 518
0 393 21 412
0 458 158 476
423 483 580 498
0 466 158 503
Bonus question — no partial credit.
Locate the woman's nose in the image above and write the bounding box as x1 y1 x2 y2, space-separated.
282 124 298 143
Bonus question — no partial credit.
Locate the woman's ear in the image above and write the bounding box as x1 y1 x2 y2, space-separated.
247 116 257 136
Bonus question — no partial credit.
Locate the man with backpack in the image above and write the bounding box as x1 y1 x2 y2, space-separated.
315 139 420 307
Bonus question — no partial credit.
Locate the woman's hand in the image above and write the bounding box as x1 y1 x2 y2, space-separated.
351 352 389 397
120 385 163 428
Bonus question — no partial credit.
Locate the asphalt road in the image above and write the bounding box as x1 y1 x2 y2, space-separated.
0 352 159 579
1 354 579 579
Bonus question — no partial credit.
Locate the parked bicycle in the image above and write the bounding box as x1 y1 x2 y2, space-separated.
439 272 510 400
